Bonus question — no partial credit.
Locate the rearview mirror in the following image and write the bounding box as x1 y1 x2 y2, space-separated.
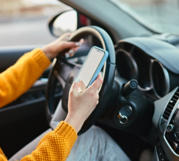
48 10 78 37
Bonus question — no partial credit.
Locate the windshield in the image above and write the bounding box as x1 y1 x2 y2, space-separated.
110 0 179 34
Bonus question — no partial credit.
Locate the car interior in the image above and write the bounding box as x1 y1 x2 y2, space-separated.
1 0 179 161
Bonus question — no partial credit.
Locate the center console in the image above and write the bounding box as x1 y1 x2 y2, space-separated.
152 87 179 161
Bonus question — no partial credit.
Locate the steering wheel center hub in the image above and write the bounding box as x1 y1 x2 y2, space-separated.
62 65 80 112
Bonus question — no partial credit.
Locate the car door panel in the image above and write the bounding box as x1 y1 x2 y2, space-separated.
0 46 40 73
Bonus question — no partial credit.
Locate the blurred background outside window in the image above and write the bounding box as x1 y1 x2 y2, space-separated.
0 0 70 46
112 0 179 34
1 0 179 47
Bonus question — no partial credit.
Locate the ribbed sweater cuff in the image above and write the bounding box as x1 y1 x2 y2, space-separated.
30 48 51 71
54 121 78 148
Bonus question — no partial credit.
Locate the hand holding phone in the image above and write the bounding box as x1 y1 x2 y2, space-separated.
66 73 103 133
75 46 108 90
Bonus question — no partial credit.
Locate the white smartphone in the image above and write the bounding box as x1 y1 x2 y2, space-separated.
75 46 108 90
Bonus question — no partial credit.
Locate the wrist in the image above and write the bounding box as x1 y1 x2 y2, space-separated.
41 46 53 60
64 115 84 133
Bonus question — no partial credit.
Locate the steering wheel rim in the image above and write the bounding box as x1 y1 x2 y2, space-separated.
45 26 116 135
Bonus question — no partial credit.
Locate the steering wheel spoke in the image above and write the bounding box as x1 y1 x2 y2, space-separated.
54 70 66 89
53 58 76 89
50 99 67 129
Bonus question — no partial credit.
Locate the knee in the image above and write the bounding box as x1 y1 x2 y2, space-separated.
88 126 111 143
90 126 109 136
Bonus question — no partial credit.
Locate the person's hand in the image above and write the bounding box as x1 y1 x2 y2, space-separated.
65 73 103 133
41 33 83 59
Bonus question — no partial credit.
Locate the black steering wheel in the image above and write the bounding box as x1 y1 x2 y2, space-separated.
45 26 116 135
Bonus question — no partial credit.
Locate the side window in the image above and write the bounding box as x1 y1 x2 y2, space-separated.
0 0 70 47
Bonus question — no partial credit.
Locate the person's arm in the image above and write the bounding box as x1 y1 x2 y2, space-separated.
0 33 85 160
20 74 102 161
0 48 51 108
0 74 103 161
21 121 78 161
0 121 77 161
0 33 82 108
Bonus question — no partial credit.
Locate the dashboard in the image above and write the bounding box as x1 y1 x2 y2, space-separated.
153 87 179 161
115 37 179 100
115 37 179 161
69 36 179 161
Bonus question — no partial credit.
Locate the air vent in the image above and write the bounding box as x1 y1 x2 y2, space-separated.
163 88 179 120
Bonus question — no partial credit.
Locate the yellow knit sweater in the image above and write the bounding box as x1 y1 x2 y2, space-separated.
0 49 77 161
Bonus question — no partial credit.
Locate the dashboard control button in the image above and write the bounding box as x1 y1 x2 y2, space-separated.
117 106 133 124
166 124 175 132
156 142 169 161
174 111 179 125
176 145 179 154
117 112 128 124
175 126 179 139
161 157 167 161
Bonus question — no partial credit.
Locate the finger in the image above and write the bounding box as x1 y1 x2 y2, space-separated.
80 80 86 91
69 49 75 57
79 38 84 44
70 80 81 95
89 73 103 90
64 39 84 56
62 41 82 51
70 38 84 47
60 33 71 41
78 80 87 93
65 53 70 58
65 39 84 57
65 47 79 57
63 41 80 49
68 47 79 57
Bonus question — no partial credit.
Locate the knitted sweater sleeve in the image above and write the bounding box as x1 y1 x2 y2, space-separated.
0 121 77 161
0 48 51 108
0 49 78 161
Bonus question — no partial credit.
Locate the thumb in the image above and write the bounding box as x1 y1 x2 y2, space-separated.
70 80 81 95
62 41 82 50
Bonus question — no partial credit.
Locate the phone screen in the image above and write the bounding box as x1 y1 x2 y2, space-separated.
75 47 105 88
